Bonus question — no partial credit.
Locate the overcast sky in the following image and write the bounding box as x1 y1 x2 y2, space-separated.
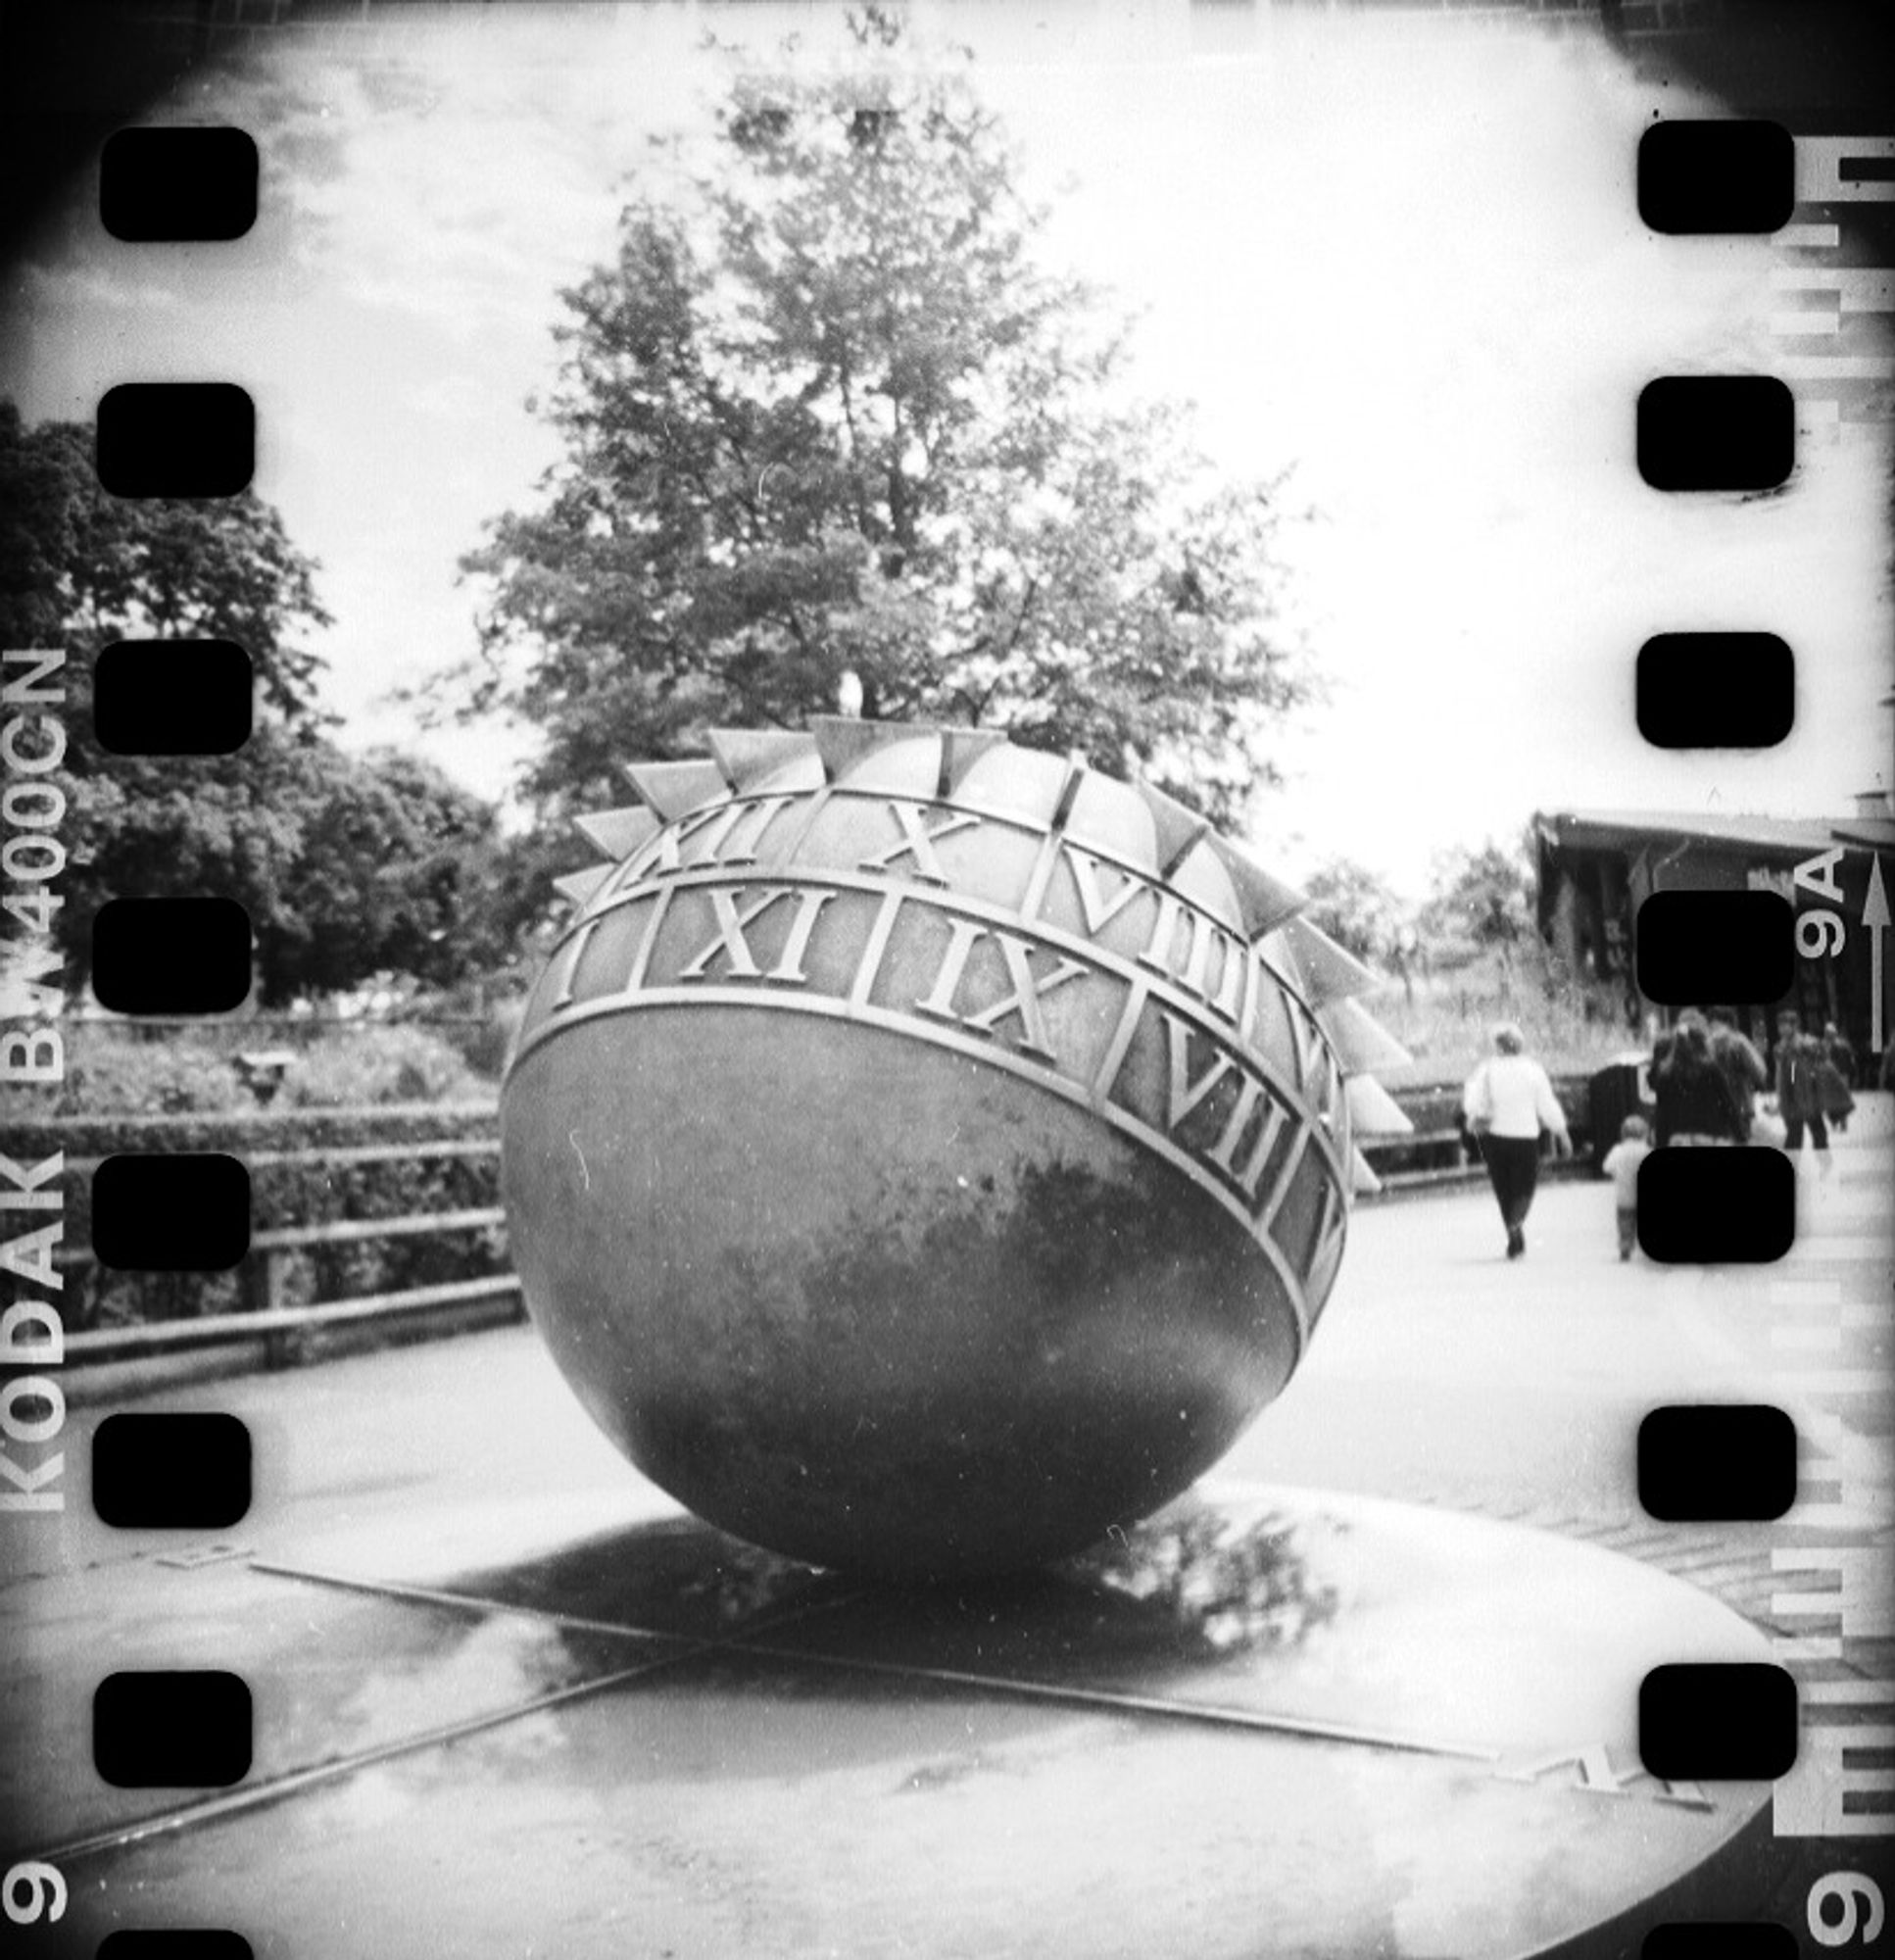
3 0 1888 899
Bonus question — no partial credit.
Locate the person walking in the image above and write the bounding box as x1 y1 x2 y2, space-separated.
1706 1006 1768 1141
1652 1018 1744 1147
1774 1011 1833 1172
1824 1022 1857 1086
1821 1022 1857 1134
1817 1048 1856 1138
1462 1022 1573 1259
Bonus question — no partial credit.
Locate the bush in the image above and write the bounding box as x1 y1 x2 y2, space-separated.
16 1102 504 1331
1373 944 1634 1090
42 1020 498 1115
435 999 526 1081
247 1139 508 1315
284 1025 491 1107
39 1034 251 1116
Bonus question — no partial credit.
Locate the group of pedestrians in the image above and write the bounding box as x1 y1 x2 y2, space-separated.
1459 1009 1864 1261
1774 1015 1859 1148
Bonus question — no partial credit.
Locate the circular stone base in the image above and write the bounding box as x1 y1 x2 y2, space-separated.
232 1483 1782 1960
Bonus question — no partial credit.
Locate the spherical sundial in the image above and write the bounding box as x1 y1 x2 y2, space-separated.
501 719 1412 1576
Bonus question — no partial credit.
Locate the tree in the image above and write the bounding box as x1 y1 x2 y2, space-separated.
0 403 329 715
1418 840 1534 967
256 747 508 1002
447 11 1319 832
0 403 506 1003
1298 857 1398 965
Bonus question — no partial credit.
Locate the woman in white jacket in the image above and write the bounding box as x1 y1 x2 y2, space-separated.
1462 1022 1573 1259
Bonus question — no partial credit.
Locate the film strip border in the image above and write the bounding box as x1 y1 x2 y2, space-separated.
1633 119 1893 1952
4 129 261 1948
2 113 1888 1955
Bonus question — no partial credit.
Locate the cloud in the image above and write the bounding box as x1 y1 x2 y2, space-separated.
19 259 188 318
4 1 1878 886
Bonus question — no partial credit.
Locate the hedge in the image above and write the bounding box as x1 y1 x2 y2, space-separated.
24 1073 1597 1331
43 1021 499 1116
14 1102 506 1332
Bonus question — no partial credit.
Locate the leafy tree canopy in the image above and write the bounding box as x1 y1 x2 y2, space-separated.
1418 839 1534 963
1299 857 1400 965
0 402 328 718
446 10 1320 833
0 402 505 1004
257 745 508 1002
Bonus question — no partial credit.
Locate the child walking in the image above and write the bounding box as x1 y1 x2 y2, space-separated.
1601 1114 1652 1261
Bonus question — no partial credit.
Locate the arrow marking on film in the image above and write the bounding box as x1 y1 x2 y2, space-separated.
1866 855 1890 1054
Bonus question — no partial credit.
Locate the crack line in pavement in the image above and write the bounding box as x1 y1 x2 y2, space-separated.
246 1552 874 1650
20 1650 686 1871
254 1557 1506 1763
20 1563 870 1871
726 1637 1506 1764
254 1557 1504 1765
247 1556 699 1644
21 1547 1502 1874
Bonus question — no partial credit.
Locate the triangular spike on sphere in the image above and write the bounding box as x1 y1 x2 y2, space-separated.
707 727 820 792
1344 1073 1414 1137
1133 779 1211 879
810 715 941 783
571 805 661 861
1204 832 1306 938
1277 914 1383 1003
1317 998 1414 1075
1350 1148 1384 1197
937 726 1009 799
553 865 614 909
620 758 730 820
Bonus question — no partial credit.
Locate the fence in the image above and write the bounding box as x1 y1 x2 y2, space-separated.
49 1072 1598 1381
56 1126 520 1375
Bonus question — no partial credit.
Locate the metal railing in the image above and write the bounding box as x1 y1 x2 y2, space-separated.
55 1082 1600 1370
62 1135 520 1370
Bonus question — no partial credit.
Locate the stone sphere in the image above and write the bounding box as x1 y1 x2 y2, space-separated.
501 725 1371 1578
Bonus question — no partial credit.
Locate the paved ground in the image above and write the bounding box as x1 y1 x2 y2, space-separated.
3 1103 1888 1955
1246 1102 1894 1632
